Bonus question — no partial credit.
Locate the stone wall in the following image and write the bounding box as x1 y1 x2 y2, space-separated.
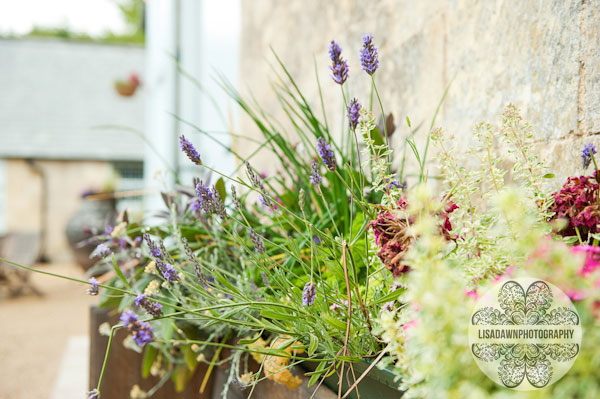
240 0 599 185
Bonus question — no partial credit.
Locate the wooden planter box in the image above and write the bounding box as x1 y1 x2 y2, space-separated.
90 306 401 398
89 306 214 398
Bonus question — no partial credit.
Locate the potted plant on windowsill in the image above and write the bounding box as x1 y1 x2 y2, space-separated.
114 73 141 97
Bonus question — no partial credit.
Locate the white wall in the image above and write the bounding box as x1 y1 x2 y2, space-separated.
144 0 239 216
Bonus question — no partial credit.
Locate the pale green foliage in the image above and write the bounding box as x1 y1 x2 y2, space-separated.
379 185 598 398
359 107 398 206
431 106 553 286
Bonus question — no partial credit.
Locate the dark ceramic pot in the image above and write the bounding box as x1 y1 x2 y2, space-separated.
302 359 403 399
65 198 115 271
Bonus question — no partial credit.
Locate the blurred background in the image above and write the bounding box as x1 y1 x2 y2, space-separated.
1 0 598 398
0 1 239 398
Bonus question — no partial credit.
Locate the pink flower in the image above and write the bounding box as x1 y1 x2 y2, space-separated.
571 245 600 276
566 289 587 301
402 319 418 330
465 290 479 300
494 265 516 281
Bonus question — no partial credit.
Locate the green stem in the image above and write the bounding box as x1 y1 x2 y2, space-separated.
371 75 390 169
96 326 119 394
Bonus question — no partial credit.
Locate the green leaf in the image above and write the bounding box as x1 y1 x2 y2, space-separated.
307 361 327 387
141 345 157 378
260 309 296 321
370 288 404 306
321 313 346 331
171 364 192 392
111 254 130 290
182 345 198 372
238 333 264 345
542 173 555 179
308 334 318 356
215 177 226 200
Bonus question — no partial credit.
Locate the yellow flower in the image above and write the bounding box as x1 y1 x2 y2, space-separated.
239 372 254 385
111 221 128 238
129 384 146 399
248 335 304 390
144 261 156 274
144 280 159 296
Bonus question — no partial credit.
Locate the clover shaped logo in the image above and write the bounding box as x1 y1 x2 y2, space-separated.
468 278 581 390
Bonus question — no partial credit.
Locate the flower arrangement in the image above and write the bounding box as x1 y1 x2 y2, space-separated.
4 35 600 399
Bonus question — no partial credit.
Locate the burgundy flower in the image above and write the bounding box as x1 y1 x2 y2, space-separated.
369 197 458 277
550 174 600 237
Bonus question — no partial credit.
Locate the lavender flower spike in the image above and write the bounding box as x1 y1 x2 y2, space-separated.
249 228 266 254
179 135 202 165
347 98 361 131
87 277 99 296
156 259 179 282
329 40 349 85
143 233 162 259
310 160 322 186
260 271 270 286
302 282 316 307
88 388 100 399
360 34 379 75
317 138 336 172
92 243 111 258
120 310 154 346
135 293 163 318
582 143 597 170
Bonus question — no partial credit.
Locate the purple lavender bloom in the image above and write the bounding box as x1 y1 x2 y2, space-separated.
302 282 316 307
329 40 349 85
104 225 113 235
135 293 163 318
88 388 100 399
143 233 162 259
260 271 270 286
120 310 154 346
382 300 395 312
156 260 179 282
310 160 322 187
92 243 111 258
347 98 361 131
195 181 227 219
360 34 379 75
388 180 401 189
582 143 597 169
313 235 322 245
250 279 258 292
249 228 266 254
87 277 99 296
134 236 142 247
246 161 277 210
118 238 127 248
212 187 227 219
195 181 214 213
231 185 242 211
182 237 204 284
317 138 336 172
179 135 202 165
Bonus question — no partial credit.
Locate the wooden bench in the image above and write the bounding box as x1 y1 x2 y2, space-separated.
0 232 42 297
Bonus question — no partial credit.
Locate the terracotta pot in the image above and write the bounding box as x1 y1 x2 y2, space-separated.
115 82 138 97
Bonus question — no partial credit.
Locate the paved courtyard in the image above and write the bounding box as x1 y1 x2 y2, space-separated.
0 262 95 399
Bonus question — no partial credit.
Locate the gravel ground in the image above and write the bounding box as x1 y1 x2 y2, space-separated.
0 262 96 399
